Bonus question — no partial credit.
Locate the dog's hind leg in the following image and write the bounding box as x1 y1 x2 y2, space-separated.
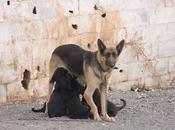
46 54 67 113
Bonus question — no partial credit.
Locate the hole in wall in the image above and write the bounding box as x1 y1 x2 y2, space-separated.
69 10 74 13
119 69 123 73
7 0 10 5
87 43 91 48
72 24 78 29
101 13 106 18
21 69 31 90
94 5 98 10
33 6 37 14
114 66 118 69
37 65 40 72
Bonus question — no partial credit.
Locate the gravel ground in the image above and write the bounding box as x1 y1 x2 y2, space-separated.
0 88 175 130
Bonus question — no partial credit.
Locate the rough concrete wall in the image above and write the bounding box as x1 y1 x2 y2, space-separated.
0 0 175 103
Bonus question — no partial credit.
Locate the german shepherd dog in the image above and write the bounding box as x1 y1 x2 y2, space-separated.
48 39 125 121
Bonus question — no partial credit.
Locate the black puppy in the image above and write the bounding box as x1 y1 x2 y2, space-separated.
32 67 91 119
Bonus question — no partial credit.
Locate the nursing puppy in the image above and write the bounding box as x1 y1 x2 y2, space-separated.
48 67 91 118
48 39 125 121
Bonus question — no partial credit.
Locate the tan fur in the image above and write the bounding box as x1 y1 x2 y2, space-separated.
82 52 115 121
97 52 108 71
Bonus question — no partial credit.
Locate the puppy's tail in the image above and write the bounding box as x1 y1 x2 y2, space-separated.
32 102 46 113
116 99 126 111
107 99 126 117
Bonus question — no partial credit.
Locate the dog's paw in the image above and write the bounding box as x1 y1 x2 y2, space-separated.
102 113 116 122
44 106 48 114
106 117 116 122
94 114 101 122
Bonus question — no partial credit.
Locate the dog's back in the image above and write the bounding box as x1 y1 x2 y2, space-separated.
52 44 91 76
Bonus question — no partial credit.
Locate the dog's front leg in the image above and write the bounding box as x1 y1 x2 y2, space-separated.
100 85 116 122
84 87 101 121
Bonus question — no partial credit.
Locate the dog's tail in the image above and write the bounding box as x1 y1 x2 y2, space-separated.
32 102 46 113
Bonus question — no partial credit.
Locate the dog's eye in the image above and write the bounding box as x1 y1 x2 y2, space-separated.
105 52 111 57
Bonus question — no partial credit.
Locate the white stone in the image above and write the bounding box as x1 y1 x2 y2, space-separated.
138 43 152 61
158 39 175 58
32 77 49 98
168 56 175 73
0 84 6 103
7 81 33 102
159 74 171 88
165 0 175 6
0 23 11 43
144 76 159 88
58 0 79 16
79 0 96 15
118 45 138 64
0 11 4 22
149 24 168 42
149 0 167 8
99 0 124 11
111 64 128 83
123 0 148 10
110 80 138 91
167 22 175 40
1 66 19 85
120 9 149 27
149 7 175 24
151 42 159 59
127 62 145 80
154 58 169 76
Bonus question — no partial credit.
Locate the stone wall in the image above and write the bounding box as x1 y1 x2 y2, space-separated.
0 0 175 103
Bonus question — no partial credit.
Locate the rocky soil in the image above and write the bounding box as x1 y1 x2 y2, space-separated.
0 88 175 130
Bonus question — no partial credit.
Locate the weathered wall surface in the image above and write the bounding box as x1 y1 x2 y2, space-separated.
0 0 175 103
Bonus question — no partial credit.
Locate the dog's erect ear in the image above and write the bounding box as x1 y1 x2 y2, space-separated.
97 39 106 54
116 40 125 56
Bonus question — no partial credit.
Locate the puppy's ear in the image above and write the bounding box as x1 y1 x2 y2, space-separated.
71 74 77 80
49 70 57 83
97 39 106 54
116 40 125 56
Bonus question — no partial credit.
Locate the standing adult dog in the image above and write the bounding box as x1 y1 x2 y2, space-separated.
48 39 125 121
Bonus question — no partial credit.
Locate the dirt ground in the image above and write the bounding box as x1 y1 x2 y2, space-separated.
0 88 175 130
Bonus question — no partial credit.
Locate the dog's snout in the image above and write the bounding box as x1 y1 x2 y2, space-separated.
109 64 115 68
